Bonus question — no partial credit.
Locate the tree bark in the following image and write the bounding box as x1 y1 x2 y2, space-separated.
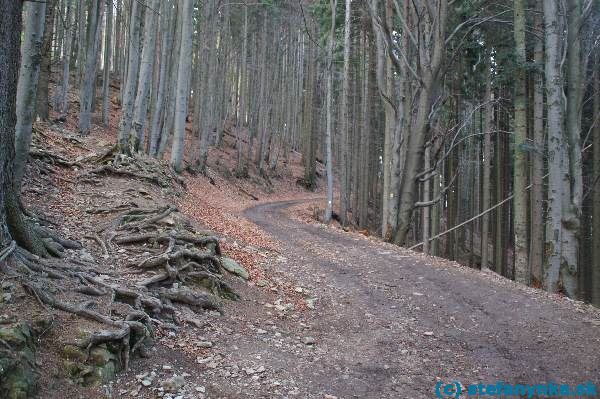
0 0 24 248
170 0 194 172
543 0 567 293
324 0 337 223
339 0 352 224
562 0 583 297
513 0 529 285
149 0 174 157
78 0 104 135
592 55 600 306
117 0 142 151
14 0 46 190
481 67 493 270
530 0 545 283
102 0 114 127
56 0 74 116
131 0 160 151
36 0 56 121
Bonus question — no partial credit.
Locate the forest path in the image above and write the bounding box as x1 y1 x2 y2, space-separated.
225 198 600 398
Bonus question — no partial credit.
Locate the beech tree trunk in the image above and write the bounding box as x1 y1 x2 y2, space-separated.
324 0 337 223
102 0 113 127
592 55 600 306
14 0 46 189
339 0 352 225
36 0 56 121
170 0 193 172
131 0 160 151
117 0 142 151
543 0 567 293
56 0 74 116
530 0 545 283
513 0 529 285
78 0 104 135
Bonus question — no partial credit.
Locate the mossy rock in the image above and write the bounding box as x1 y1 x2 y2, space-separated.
220 257 249 280
0 323 37 399
61 344 120 387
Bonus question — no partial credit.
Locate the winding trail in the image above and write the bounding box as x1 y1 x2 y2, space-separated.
229 199 600 398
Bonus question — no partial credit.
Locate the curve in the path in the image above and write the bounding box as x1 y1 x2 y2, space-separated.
244 199 600 399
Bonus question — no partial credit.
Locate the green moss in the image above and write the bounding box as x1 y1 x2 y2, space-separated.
0 323 37 398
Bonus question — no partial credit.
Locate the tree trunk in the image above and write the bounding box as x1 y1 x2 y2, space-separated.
339 0 352 224
78 0 104 135
0 0 24 248
543 0 566 293
102 0 114 127
14 0 46 190
481 67 493 270
117 0 142 151
562 0 583 298
131 0 160 151
592 55 600 306
170 0 194 172
324 0 337 223
36 0 56 121
149 0 174 157
56 0 74 116
513 0 529 285
529 0 545 284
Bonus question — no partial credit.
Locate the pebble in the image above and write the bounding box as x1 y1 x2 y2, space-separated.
302 337 316 345
197 341 214 348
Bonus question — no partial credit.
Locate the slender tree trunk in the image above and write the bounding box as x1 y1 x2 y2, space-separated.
324 0 337 223
339 0 352 225
592 55 600 306
102 0 113 127
530 0 545 283
481 68 493 269
78 0 104 135
36 0 56 121
14 0 46 189
423 145 431 254
56 0 74 116
131 0 160 151
117 0 142 150
149 0 174 157
513 0 530 284
170 0 193 172
562 0 583 297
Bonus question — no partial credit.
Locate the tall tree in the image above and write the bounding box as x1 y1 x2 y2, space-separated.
324 0 337 223
78 0 104 135
102 0 114 127
339 0 352 225
513 0 529 284
14 0 46 189
543 0 568 293
117 0 142 151
170 0 194 172
593 54 600 305
131 0 160 151
0 0 24 250
36 0 56 121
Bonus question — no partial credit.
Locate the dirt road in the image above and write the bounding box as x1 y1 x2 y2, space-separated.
234 199 600 398
115 199 600 399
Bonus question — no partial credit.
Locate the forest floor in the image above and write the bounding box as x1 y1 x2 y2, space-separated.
6 87 600 398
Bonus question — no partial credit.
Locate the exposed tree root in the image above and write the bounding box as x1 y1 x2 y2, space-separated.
7 142 241 380
81 150 186 189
